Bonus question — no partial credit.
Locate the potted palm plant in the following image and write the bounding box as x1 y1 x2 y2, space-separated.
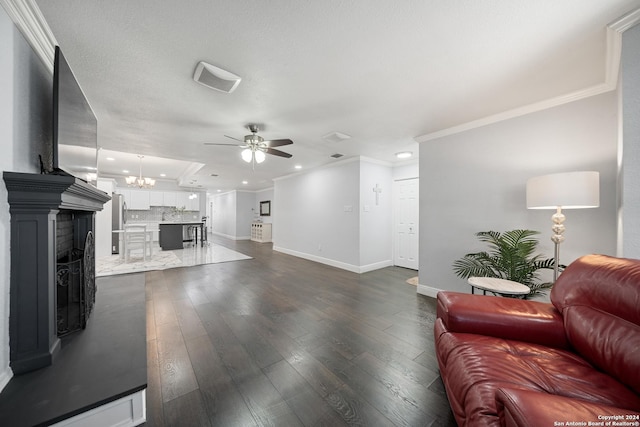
452 229 559 299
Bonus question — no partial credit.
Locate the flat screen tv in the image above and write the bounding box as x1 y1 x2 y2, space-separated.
51 46 98 183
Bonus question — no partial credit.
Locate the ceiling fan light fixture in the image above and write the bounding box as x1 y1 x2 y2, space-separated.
241 148 253 163
193 61 241 93
254 150 266 163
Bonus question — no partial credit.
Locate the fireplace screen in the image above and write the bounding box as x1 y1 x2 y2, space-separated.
56 231 96 337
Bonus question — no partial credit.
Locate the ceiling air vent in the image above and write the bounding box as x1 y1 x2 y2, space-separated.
330 153 344 159
322 132 351 143
193 61 241 93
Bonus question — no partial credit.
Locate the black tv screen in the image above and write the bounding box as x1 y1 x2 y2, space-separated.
53 46 98 182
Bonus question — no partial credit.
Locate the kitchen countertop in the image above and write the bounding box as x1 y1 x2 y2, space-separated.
159 221 203 225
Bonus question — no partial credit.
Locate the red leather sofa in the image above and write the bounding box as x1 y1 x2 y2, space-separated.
434 254 640 426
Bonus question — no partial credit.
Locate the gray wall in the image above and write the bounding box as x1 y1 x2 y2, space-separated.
211 190 269 240
211 191 237 239
418 91 619 296
359 160 393 268
0 7 53 389
236 191 255 239
622 23 640 258
273 158 393 273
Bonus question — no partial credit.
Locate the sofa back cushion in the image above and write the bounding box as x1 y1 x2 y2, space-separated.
551 254 640 394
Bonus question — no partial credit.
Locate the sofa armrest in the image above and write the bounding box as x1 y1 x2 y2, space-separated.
496 388 640 427
437 291 568 349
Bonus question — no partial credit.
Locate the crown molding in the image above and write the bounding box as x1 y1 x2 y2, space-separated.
415 7 640 144
0 0 56 73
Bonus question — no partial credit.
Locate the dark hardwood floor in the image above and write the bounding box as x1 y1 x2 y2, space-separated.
143 236 456 426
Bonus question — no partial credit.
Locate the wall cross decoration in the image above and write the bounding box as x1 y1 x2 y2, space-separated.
373 183 382 205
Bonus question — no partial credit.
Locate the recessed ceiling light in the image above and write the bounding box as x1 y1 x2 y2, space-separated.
217 189 221 192
122 170 129 173
106 157 115 161
242 180 248 185
395 151 413 159
160 173 166 177
295 165 302 169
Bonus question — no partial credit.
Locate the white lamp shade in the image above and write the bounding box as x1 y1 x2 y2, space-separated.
241 149 253 163
526 171 599 209
254 150 266 163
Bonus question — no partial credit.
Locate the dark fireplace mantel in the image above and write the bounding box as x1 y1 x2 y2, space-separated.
3 172 110 374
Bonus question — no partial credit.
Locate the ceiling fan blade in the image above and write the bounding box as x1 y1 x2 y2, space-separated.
224 135 245 143
203 142 242 146
265 147 293 158
264 138 293 148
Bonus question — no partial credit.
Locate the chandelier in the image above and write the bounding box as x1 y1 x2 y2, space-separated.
125 155 155 188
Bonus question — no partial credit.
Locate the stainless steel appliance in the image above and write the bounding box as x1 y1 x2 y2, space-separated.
111 193 127 254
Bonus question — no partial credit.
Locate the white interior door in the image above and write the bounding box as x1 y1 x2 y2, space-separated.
393 178 419 270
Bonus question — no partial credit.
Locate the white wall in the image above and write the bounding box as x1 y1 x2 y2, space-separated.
236 191 255 239
622 22 640 258
0 7 13 393
0 8 53 391
95 178 116 258
211 191 237 239
418 91 619 296
274 158 393 272
274 159 361 269
211 189 273 240
359 160 393 269
392 161 419 181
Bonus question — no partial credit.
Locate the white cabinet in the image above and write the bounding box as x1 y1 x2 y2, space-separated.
149 191 164 206
128 189 150 210
162 192 177 208
251 222 272 243
176 192 189 210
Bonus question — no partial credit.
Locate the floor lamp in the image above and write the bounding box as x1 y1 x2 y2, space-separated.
526 171 600 282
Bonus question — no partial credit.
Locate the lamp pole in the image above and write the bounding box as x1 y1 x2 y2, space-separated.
551 207 565 282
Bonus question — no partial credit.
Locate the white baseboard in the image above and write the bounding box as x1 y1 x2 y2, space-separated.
274 246 361 273
0 367 12 393
273 246 393 274
417 284 441 298
51 389 146 427
211 231 250 241
359 259 393 273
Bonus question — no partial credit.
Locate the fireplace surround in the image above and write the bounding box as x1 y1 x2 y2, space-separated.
3 172 110 374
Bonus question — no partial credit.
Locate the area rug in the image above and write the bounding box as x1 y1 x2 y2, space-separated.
97 250 183 277
96 243 252 277
406 276 418 286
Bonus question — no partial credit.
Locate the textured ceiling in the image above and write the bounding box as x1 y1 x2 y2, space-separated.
34 0 640 191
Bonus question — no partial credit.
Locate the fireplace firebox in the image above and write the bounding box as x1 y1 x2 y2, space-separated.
56 231 95 336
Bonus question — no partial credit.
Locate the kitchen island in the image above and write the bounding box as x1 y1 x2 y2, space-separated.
159 222 204 250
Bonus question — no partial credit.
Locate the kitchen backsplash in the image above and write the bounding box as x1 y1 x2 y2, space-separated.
127 206 201 223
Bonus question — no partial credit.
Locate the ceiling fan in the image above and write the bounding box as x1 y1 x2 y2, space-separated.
204 124 293 165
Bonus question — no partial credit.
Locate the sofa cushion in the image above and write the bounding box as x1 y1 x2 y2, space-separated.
551 255 640 327
564 305 640 394
551 254 640 394
436 328 640 425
